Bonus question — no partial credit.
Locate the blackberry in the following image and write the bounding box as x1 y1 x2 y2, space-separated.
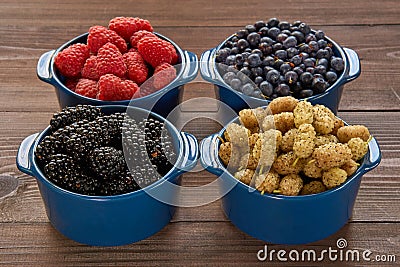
50 105 102 132
98 170 140 196
44 154 99 195
88 147 126 179
35 127 68 164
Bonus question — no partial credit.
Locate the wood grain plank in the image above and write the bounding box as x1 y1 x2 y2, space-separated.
1 25 400 112
0 222 398 266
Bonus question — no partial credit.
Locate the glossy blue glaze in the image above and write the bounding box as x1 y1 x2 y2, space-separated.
200 34 361 114
37 33 198 117
200 118 381 245
16 105 199 246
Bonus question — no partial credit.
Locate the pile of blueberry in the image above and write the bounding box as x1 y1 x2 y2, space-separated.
215 18 345 99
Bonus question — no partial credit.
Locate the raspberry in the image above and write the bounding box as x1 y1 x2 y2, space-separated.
137 36 177 68
87 25 127 54
109 17 153 42
75 78 98 98
54 43 90 78
123 51 148 85
153 63 176 89
97 74 139 101
130 30 156 48
65 78 79 91
81 56 100 80
96 43 127 78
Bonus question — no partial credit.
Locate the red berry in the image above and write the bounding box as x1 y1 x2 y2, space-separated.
54 43 90 78
109 17 153 42
64 78 79 91
153 63 177 89
164 41 178 65
137 36 177 68
97 74 139 101
75 78 98 98
87 26 127 54
96 43 127 78
81 56 100 80
123 51 148 85
130 30 156 49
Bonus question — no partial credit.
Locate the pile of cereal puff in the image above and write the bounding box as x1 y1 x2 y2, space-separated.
218 96 371 196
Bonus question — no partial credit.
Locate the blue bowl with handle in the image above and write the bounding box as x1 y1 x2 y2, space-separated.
37 32 198 117
199 117 381 245
16 105 199 246
200 32 360 114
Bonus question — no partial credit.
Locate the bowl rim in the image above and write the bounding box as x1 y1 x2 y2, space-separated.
213 112 375 201
48 32 185 104
211 30 349 103
30 105 187 200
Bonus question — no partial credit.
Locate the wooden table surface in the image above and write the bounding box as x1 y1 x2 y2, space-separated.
0 1 399 266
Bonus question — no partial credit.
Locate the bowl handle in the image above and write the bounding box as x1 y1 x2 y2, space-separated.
175 132 199 174
173 50 199 87
16 133 39 177
200 48 226 87
199 134 224 176
341 47 361 84
362 137 382 173
37 50 56 84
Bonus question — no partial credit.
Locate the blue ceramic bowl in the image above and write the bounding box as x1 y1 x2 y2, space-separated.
200 33 361 114
200 117 381 245
16 105 199 246
37 32 198 117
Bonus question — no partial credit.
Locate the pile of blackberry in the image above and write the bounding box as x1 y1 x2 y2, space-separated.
215 18 345 100
35 105 176 196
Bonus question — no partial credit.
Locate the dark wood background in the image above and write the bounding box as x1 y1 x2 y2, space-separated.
0 0 399 266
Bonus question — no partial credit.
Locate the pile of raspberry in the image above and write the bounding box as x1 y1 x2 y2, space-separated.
54 17 178 101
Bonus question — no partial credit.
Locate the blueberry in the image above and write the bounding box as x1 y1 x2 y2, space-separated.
244 48 252 53
308 41 319 52
225 55 236 65
275 83 290 96
317 39 328 48
315 30 325 40
272 43 283 52
254 76 264 84
263 66 275 75
230 78 242 91
305 33 317 43
312 77 328 93
245 24 257 33
276 33 288 42
299 52 309 60
235 54 245 65
266 69 280 84
299 89 314 98
293 66 304 76
316 49 330 59
292 81 303 94
280 63 292 74
247 32 261 47
260 81 274 96
223 72 237 84
287 47 299 58
259 27 269 36
262 56 275 67
291 31 305 42
230 47 239 55
331 57 344 72
314 65 327 75
251 49 263 57
299 23 311 34
299 44 312 54
236 29 249 39
248 53 262 68
290 55 302 66
274 59 284 69
278 21 291 30
281 29 292 36
292 20 302 26
283 36 297 48
260 37 275 45
268 27 281 39
239 67 252 78
242 52 251 59
259 43 273 55
306 67 315 74
303 58 315 68
317 58 329 68
237 39 249 50
216 48 230 62
275 50 288 60
251 67 263 77
254 21 266 30
267 17 280 28
285 71 298 84
241 83 256 95
300 72 313 85
325 71 338 83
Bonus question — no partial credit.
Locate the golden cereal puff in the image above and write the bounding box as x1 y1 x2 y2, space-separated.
347 137 369 161
234 168 255 186
293 100 313 127
300 181 326 195
272 151 304 175
341 159 359 176
268 96 299 114
296 123 316 141
280 128 298 152
322 167 348 189
223 123 251 147
255 171 280 193
312 143 352 170
293 139 315 159
279 174 303 196
331 117 345 135
337 125 370 143
274 112 295 133
303 158 323 179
